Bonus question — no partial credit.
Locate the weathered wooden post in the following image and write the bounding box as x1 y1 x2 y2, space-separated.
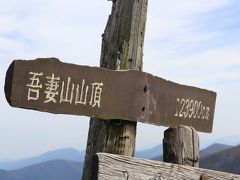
163 125 199 167
82 0 148 179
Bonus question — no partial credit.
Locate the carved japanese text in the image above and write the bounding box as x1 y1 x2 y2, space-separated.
26 72 104 108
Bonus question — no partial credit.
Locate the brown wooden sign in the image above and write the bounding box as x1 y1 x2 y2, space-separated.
5 58 216 133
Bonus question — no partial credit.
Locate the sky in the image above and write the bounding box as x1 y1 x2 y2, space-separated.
0 0 240 160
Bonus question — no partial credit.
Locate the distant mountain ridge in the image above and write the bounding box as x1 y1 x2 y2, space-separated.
0 144 164 180
0 145 162 171
0 148 85 170
0 160 83 180
0 143 240 180
0 143 233 171
151 143 232 161
200 143 232 159
135 144 162 159
200 144 240 174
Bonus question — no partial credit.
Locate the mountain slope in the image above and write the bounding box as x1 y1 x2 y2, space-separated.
0 169 15 180
135 144 162 159
0 145 163 171
0 160 83 180
151 143 232 161
0 148 85 170
200 144 240 174
200 143 232 159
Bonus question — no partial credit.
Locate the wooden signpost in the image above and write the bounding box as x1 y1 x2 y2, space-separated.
3 0 221 179
5 58 216 133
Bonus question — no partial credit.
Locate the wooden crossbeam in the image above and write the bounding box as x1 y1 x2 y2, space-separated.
5 58 216 133
93 153 240 180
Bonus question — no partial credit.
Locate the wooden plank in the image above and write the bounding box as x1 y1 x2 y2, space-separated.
5 58 216 133
94 153 240 180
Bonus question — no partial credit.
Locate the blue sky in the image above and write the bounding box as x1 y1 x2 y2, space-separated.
0 0 240 160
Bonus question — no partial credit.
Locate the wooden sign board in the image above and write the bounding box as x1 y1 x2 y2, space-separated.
93 153 240 180
5 58 216 133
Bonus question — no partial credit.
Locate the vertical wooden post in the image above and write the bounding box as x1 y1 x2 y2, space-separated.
82 0 148 179
163 125 199 167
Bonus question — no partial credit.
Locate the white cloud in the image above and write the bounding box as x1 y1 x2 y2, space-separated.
145 0 239 60
147 0 231 38
145 46 240 84
0 0 112 69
